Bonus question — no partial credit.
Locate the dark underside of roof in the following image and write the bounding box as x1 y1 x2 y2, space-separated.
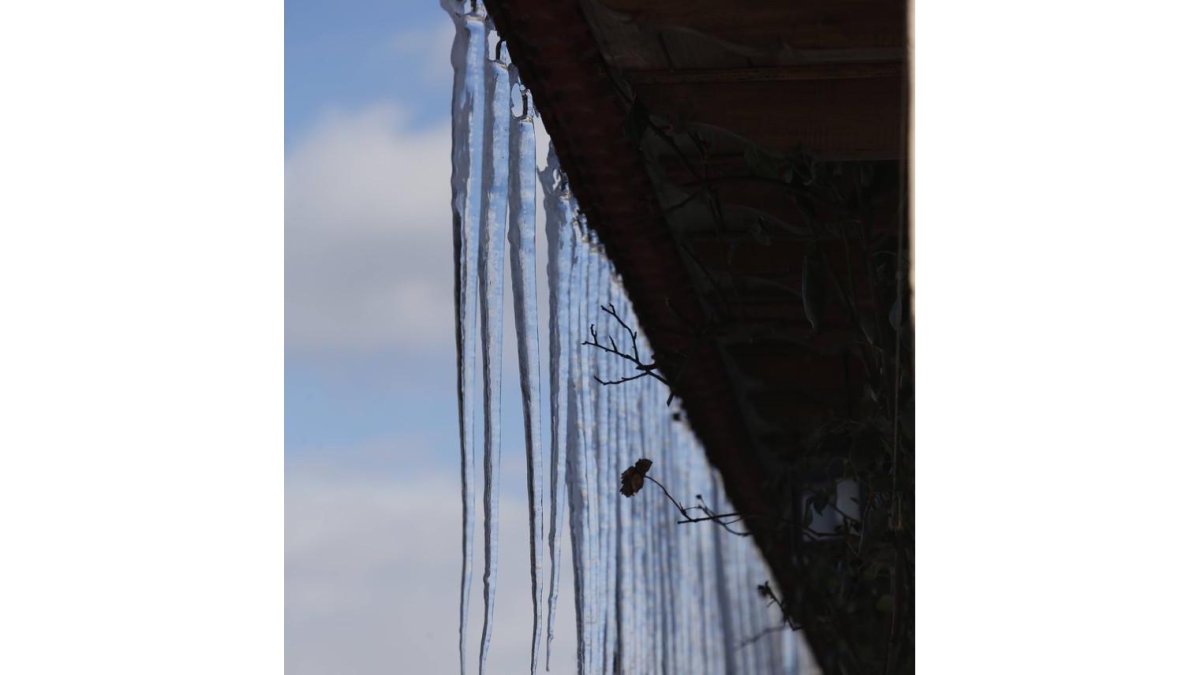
484 1 914 672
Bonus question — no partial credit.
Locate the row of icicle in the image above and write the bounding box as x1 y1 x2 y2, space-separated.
443 2 815 673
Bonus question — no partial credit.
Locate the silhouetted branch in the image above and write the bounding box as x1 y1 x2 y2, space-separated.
737 625 791 650
641 473 757 537
582 303 674 400
643 475 688 515
757 581 802 630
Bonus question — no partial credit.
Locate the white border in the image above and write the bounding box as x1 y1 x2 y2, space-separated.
917 0 1200 672
0 2 283 672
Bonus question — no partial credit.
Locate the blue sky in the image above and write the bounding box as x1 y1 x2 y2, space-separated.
285 0 448 148
285 1 575 673
285 0 459 460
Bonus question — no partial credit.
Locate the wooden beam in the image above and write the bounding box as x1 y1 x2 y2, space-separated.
597 0 906 52
626 61 903 85
634 75 905 159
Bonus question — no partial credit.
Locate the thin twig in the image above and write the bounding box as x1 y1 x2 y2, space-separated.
757 581 801 630
737 625 790 650
677 511 744 524
644 475 756 536
643 475 687 516
582 304 672 389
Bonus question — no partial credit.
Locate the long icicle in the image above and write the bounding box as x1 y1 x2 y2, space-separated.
594 257 614 675
712 476 740 675
562 213 584 675
443 3 486 675
584 240 604 674
541 146 573 668
478 32 510 675
602 270 619 675
445 16 820 670
569 217 596 675
614 291 633 674
582 235 603 675
506 85 544 675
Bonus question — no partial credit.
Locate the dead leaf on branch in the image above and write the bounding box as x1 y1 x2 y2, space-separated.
620 458 653 497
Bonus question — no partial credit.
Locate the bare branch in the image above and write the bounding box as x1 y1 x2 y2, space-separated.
643 475 688 516
738 625 791 651
582 304 673 394
594 372 660 386
642 475 758 537
757 581 802 631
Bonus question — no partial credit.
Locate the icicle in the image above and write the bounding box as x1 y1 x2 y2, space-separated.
706 475 730 675
507 83 543 675
619 293 638 675
541 146 573 668
596 259 617 675
585 242 606 675
445 9 822 675
681 431 699 675
631 381 645 675
607 279 622 675
661 411 678 675
563 217 587 675
744 545 765 675
696 468 715 674
622 301 635 673
712 476 741 675
657 386 672 675
578 238 599 675
571 222 600 675
478 31 511 675
443 3 486 675
636 372 655 675
735 532 758 675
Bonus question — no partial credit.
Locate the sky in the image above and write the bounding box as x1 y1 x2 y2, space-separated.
285 1 575 673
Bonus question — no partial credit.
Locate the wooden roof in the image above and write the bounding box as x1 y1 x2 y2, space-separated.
485 1 912 671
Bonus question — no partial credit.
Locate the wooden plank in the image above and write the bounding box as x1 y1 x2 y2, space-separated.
626 62 903 85
634 76 904 158
597 0 906 52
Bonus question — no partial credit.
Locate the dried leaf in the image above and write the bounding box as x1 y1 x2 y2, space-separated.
619 458 653 497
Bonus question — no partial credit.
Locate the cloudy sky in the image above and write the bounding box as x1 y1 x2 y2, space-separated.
285 1 575 672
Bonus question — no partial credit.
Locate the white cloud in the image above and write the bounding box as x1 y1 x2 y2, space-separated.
286 444 578 674
388 21 456 84
285 100 579 672
286 104 453 353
